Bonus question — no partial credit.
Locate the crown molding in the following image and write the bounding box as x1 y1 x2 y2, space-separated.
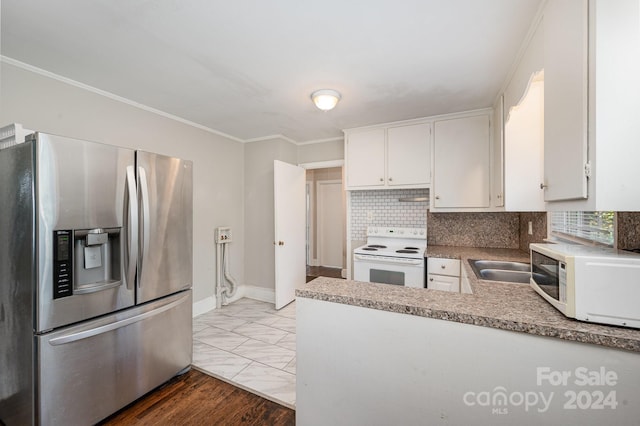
1 55 245 143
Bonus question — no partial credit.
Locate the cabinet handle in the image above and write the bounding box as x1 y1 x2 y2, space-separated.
435 195 440 200
380 178 384 182
540 183 547 189
497 194 502 199
429 278 434 282
388 177 393 182
440 265 446 269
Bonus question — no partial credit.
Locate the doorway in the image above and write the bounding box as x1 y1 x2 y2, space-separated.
302 162 345 282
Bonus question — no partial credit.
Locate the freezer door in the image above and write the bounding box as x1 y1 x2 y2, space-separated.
0 142 35 426
37 290 192 425
137 151 193 303
36 133 136 332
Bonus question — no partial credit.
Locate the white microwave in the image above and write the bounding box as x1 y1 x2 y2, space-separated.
530 243 640 329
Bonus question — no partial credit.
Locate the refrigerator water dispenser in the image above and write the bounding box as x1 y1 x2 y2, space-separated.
70 227 122 295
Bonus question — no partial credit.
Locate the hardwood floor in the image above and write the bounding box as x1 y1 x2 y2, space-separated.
98 369 295 426
306 265 343 283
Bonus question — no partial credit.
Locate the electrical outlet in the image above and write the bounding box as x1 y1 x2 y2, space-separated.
528 221 533 235
216 227 232 243
366 211 374 222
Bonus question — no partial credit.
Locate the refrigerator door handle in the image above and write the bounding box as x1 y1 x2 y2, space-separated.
47 293 189 346
125 165 138 290
138 166 151 287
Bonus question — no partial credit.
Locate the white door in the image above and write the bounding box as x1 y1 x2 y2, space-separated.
274 160 306 309
317 180 343 269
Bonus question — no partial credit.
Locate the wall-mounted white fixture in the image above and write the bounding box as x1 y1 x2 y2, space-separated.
311 89 341 111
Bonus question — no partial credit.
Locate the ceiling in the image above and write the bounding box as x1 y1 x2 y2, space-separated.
1 0 542 143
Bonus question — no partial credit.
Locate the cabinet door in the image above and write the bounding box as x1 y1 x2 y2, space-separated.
386 123 431 186
427 274 460 293
504 76 546 211
503 18 545 211
433 115 491 208
492 97 505 207
346 129 385 188
543 0 588 201
427 258 460 277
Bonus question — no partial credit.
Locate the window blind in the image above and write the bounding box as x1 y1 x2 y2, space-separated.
550 211 615 246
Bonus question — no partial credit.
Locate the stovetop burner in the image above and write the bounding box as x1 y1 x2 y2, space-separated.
354 227 427 260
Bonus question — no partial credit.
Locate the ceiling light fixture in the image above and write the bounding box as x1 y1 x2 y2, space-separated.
311 89 341 111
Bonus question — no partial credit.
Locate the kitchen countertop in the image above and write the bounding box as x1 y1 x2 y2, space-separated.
296 245 640 353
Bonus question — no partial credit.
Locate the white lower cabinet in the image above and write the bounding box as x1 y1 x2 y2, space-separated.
427 258 460 293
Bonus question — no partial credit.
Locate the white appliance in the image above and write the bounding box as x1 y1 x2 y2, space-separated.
354 227 427 288
530 243 640 329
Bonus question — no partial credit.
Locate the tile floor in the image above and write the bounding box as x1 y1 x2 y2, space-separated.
192 298 297 408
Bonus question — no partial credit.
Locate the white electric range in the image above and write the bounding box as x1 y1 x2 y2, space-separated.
353 227 427 288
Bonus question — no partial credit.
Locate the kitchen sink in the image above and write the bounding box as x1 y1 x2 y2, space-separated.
468 259 532 284
469 260 530 272
477 269 531 283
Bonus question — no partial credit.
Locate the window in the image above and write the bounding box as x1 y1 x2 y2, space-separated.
549 211 615 247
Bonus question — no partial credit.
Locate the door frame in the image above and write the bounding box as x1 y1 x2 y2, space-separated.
299 160 346 276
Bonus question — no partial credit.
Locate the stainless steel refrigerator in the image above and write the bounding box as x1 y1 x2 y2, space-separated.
0 131 193 425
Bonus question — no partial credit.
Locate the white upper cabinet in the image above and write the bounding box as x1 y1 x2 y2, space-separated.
543 0 640 210
491 96 504 208
432 113 491 209
503 16 546 211
345 122 430 190
345 128 386 188
387 124 431 187
505 74 545 211
543 0 589 202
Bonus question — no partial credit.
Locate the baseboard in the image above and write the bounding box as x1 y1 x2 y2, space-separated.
242 285 276 303
192 296 216 317
192 286 276 315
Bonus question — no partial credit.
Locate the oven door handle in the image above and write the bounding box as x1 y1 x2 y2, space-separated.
354 254 424 266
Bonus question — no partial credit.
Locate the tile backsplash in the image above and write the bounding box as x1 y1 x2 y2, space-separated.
350 189 548 250
350 189 639 251
350 189 428 240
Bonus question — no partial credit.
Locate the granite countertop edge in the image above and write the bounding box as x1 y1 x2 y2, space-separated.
296 245 640 353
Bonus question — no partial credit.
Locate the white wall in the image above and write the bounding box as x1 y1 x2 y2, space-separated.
298 139 343 164
0 62 245 311
243 138 297 296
